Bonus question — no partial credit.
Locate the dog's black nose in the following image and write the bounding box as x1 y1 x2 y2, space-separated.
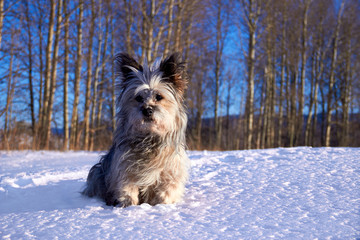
142 107 153 117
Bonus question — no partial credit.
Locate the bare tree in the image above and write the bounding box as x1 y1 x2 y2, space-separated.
297 0 311 145
277 0 288 147
242 0 263 149
35 0 45 149
83 0 96 150
339 1 357 146
4 30 16 150
24 0 36 145
214 1 226 148
325 0 344 147
89 0 103 151
63 0 70 150
40 0 56 148
123 0 134 55
95 3 111 149
305 6 326 146
45 0 63 149
0 0 4 49
163 0 174 56
262 2 276 148
111 11 116 133
174 0 185 52
70 0 84 150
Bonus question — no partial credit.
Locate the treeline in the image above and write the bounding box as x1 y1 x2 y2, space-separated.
0 0 359 151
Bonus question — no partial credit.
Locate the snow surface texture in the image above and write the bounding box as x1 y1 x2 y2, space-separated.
0 148 359 239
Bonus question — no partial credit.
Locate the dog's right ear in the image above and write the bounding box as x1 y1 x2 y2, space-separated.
159 53 188 95
114 53 143 81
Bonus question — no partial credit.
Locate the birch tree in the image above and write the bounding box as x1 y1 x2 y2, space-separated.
70 0 84 150
325 0 344 147
297 0 311 145
0 0 4 49
241 0 263 149
24 0 36 143
83 0 96 150
45 0 63 149
41 0 56 148
63 0 69 150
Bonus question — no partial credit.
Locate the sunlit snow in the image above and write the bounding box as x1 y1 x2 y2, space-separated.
0 147 359 239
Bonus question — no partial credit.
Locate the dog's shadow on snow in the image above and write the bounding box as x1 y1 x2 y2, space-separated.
0 180 89 214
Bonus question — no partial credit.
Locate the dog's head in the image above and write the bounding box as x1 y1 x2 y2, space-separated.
114 53 188 137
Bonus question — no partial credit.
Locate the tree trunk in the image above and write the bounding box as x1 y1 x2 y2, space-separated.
285 67 291 147
264 11 275 148
195 68 205 150
4 31 15 150
278 11 286 147
311 15 326 146
214 2 222 148
63 0 69 151
148 0 155 62
174 0 184 52
35 0 44 150
259 74 266 149
297 0 310 146
325 0 344 147
24 0 36 147
70 0 84 150
289 70 298 147
305 50 316 146
164 0 174 56
124 0 134 55
111 12 116 133
270 49 276 148
0 0 4 49
96 10 110 147
243 0 260 149
183 2 194 61
45 0 63 150
83 0 96 150
89 0 103 151
41 0 56 148
341 31 352 146
153 2 167 57
311 80 319 146
225 79 232 149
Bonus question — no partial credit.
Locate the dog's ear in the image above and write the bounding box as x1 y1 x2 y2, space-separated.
159 53 188 95
114 53 143 81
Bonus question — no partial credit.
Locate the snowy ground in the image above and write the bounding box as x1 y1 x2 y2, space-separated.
0 147 359 239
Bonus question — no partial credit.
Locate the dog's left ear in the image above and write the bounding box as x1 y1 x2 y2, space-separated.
159 53 188 95
114 53 143 81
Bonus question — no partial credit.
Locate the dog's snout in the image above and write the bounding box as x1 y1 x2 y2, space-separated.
142 107 153 117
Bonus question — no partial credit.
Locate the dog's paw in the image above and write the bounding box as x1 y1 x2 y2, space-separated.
104 191 120 206
105 197 119 206
119 195 138 208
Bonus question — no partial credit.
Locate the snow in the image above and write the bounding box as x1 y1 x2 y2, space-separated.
0 147 359 239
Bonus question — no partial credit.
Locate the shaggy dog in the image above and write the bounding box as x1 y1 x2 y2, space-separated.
82 53 189 207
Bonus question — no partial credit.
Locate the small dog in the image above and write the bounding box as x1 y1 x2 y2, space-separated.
83 53 189 207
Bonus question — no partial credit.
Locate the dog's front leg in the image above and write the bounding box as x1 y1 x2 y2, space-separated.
118 183 139 207
105 180 139 207
151 181 185 205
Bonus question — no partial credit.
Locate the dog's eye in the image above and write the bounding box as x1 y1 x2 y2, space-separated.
155 94 163 101
135 95 143 103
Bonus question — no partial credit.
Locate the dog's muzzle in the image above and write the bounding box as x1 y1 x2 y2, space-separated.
142 107 153 118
